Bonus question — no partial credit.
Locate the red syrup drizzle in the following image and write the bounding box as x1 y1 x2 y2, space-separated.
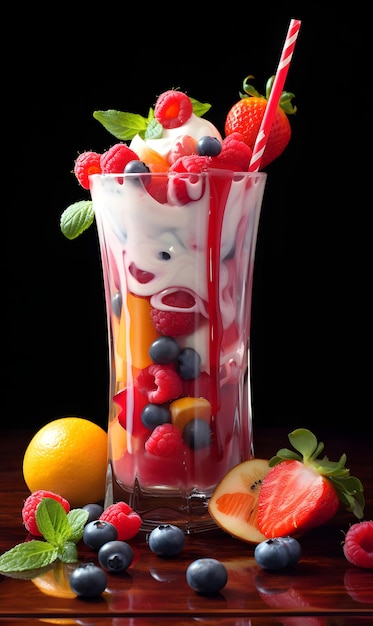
206 171 234 421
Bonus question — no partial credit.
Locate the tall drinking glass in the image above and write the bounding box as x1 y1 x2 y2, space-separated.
90 169 267 533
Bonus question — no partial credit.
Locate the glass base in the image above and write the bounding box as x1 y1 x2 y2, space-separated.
104 461 219 534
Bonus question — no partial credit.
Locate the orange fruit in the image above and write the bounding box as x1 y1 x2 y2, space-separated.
117 292 161 371
169 396 211 430
22 417 108 508
208 458 270 544
32 561 77 599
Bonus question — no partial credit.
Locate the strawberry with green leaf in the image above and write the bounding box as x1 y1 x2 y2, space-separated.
224 75 296 169
257 429 365 538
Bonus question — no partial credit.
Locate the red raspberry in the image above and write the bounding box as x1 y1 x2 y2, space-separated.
151 309 198 337
100 502 142 540
169 154 210 204
167 135 198 165
145 423 184 457
213 132 253 171
100 143 139 173
170 154 211 174
343 520 373 569
135 364 183 403
150 290 202 337
154 90 193 129
22 490 70 536
74 151 102 189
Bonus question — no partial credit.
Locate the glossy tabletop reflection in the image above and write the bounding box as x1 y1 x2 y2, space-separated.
1 427 372 625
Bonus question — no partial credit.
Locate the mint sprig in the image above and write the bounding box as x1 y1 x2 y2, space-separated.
0 498 88 575
93 98 212 142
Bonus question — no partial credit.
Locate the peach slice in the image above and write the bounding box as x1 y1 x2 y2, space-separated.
208 458 270 544
116 293 161 372
169 396 211 431
130 134 170 172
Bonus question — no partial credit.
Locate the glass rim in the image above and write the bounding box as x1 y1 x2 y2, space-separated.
89 170 267 180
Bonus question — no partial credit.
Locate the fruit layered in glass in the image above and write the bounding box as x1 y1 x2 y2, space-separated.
91 166 266 496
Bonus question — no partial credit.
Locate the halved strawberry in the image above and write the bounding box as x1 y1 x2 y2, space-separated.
224 75 297 169
257 429 365 538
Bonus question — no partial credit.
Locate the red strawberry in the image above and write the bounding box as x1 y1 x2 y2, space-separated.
257 429 365 538
224 75 296 169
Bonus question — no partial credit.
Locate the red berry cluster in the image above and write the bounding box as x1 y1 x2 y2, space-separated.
22 490 142 542
74 144 139 190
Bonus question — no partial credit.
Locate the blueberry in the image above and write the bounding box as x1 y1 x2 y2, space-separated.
197 136 222 157
69 562 107 597
176 348 201 380
277 536 302 566
98 540 134 573
148 524 186 557
83 520 118 551
141 403 171 429
186 558 228 594
149 336 181 364
124 160 150 173
183 419 211 450
82 503 105 524
254 537 301 570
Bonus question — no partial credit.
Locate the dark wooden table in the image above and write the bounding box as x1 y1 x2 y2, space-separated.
1 426 372 625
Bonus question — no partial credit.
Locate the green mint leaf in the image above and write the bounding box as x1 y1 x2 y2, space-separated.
60 200 94 240
58 540 79 563
93 98 211 143
36 498 72 546
144 118 163 140
0 540 58 573
0 563 53 580
93 109 149 141
190 98 211 117
67 508 89 543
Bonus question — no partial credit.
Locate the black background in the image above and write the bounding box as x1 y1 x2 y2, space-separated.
3 3 370 436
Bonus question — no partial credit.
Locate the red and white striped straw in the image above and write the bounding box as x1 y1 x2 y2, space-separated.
248 18 301 172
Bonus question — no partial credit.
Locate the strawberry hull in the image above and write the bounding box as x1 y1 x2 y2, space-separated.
91 170 267 533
